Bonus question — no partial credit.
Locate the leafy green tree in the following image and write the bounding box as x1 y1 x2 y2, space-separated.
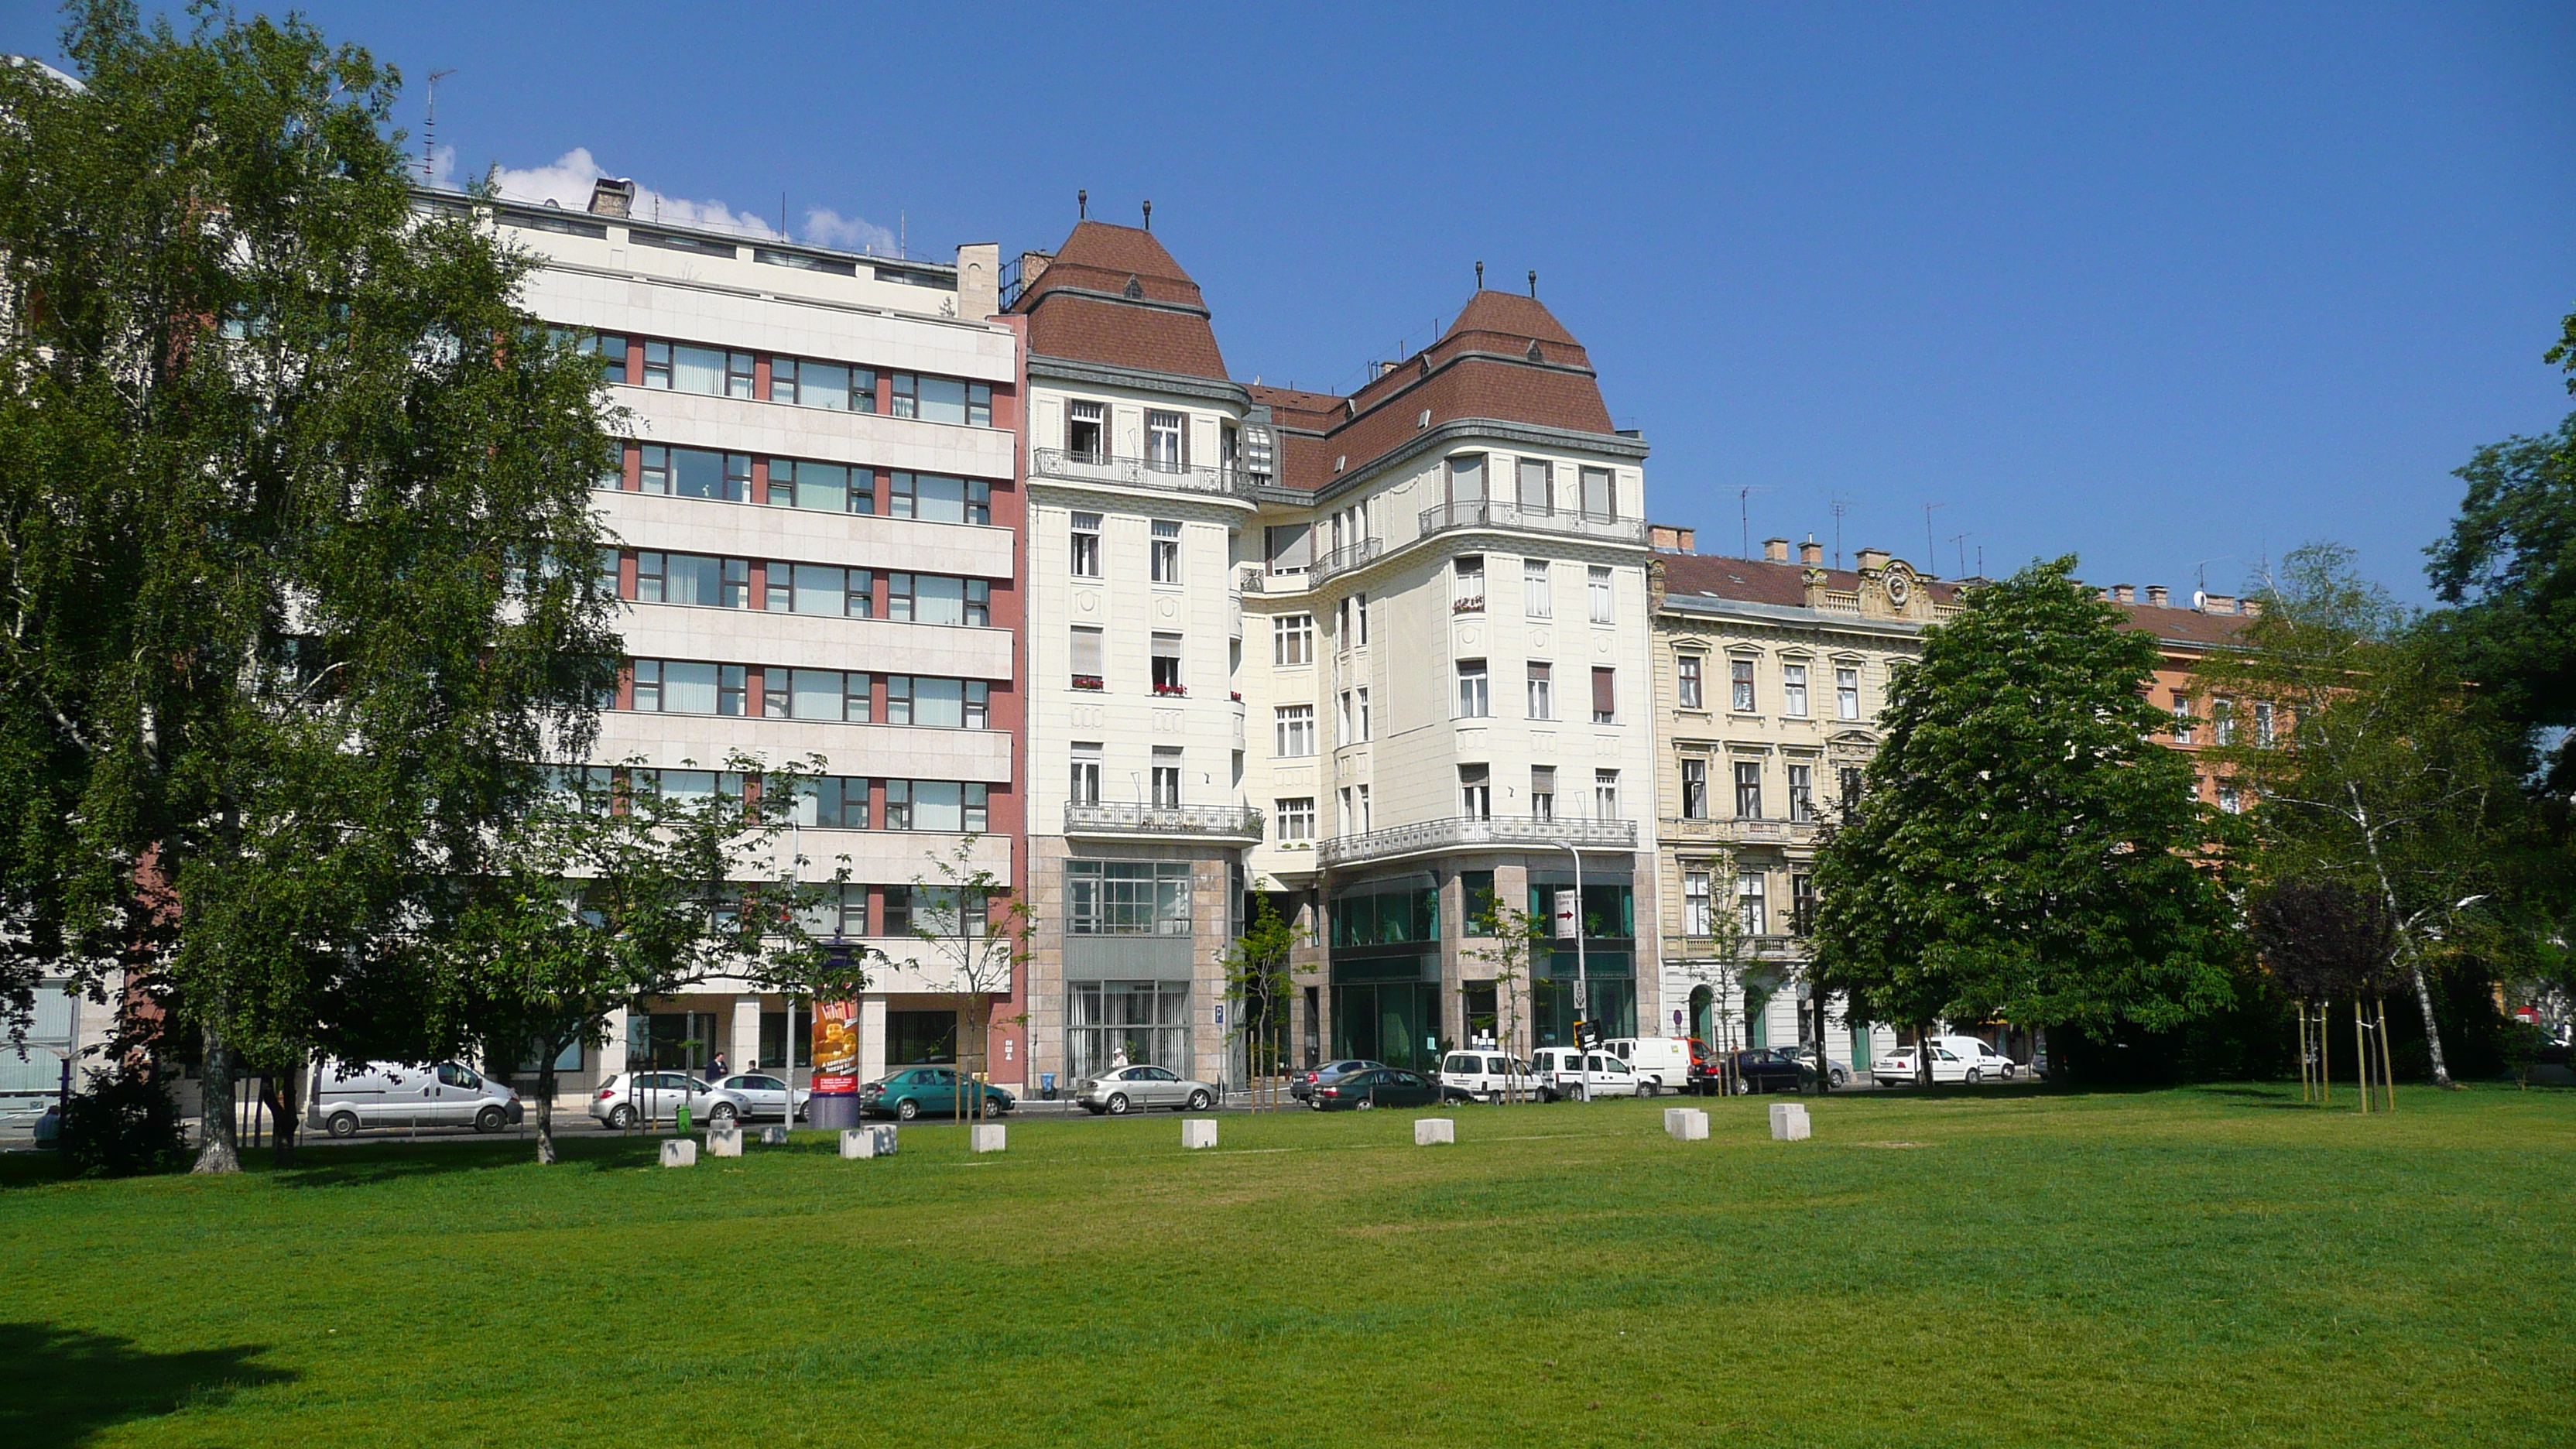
2424 408 2576 790
1810 558 2236 1053
447 757 866 1163
1221 889 1307 1110
2197 544 2547 1088
0 5 619 1171
904 838 1032 1122
1464 903 1549 1102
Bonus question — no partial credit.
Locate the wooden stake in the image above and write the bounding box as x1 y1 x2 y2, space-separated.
2320 1001 2332 1109
2354 1000 2370 1115
2376 996 2397 1113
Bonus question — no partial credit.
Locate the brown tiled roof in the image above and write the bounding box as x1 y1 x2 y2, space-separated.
2115 601 2251 651
1010 221 1229 380
1656 552 1966 610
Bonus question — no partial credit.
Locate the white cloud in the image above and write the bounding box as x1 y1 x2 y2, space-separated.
801 207 896 256
461 149 899 255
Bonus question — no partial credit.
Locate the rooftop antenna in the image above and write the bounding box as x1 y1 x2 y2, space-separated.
1828 495 1855 570
421 69 456 180
1077 188 1087 220
1475 260 1484 289
779 190 786 239
2187 555 2236 607
1923 502 1946 571
1950 532 1969 578
899 210 906 258
1737 485 1775 559
1142 199 1152 232
1527 269 1537 298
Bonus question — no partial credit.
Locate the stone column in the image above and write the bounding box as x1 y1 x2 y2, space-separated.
731 995 762 1075
598 1008 631 1077
860 997 888 1083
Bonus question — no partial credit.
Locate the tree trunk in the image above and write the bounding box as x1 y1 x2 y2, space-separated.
262 1060 300 1169
2350 783 2452 1087
2397 944 2452 1088
535 1054 559 1165
194 1019 240 1174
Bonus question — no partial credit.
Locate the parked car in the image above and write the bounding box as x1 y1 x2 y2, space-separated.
1528 1046 1643 1101
704 1072 810 1124
1291 1059 1384 1102
1603 1036 1692 1096
588 1070 717 1130
1070 1064 1216 1115
1930 1036 2023 1081
1872 1043 1972 1087
1308 1066 1464 1110
317 1060 526 1137
1440 1050 1542 1102
1727 1048 1808 1094
862 1066 1016 1121
1784 1046 1855 1088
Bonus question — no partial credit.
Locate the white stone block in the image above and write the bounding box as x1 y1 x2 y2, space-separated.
1182 1118 1218 1149
705 1125 742 1157
659 1138 697 1167
1414 1118 1456 1146
1664 1107 1709 1141
759 1125 790 1146
840 1126 897 1160
1769 1102 1811 1142
970 1122 1007 1153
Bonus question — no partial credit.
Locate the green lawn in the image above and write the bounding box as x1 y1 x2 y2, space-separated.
2 1084 2571 1448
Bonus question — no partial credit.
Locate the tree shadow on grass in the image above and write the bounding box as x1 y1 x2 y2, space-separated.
268 1133 670 1187
0 1322 295 1447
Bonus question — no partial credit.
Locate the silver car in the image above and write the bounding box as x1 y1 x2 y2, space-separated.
1072 1065 1218 1115
588 1070 716 1129
704 1073 810 1125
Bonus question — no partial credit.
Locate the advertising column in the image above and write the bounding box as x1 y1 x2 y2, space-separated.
809 999 861 1129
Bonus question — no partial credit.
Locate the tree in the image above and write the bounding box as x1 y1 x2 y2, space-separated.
0 5 619 1171
1221 890 1306 1110
903 838 1031 1123
1464 903 1549 1103
1669 847 1756 1093
2197 544 2546 1088
1810 558 2237 1055
2424 408 2576 790
2249 878 2398 1105
447 757 866 1163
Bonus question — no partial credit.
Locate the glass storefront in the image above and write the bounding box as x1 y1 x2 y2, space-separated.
887 1009 958 1067
1331 978 1442 1071
1067 980 1190 1078
1530 952 1636 1047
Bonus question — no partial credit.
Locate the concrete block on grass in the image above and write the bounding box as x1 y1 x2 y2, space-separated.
705 1125 742 1157
841 1126 897 1160
1415 1118 1455 1146
1664 1107 1709 1141
659 1138 697 1167
759 1125 790 1146
1769 1102 1811 1141
970 1122 1007 1153
1182 1118 1218 1149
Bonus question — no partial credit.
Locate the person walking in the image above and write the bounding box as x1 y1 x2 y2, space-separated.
707 1052 727 1083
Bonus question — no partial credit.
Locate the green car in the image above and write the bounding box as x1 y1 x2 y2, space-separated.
859 1067 1016 1122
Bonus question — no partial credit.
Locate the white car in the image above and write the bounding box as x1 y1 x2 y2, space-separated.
1528 1046 1643 1101
589 1070 717 1129
1872 1038 2020 1087
1930 1036 2023 1082
1439 1050 1541 1102
704 1072 810 1124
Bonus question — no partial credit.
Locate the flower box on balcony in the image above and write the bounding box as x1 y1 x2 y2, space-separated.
1229 690 1243 703
1452 597 1485 614
1070 675 1104 691
1153 685 1188 697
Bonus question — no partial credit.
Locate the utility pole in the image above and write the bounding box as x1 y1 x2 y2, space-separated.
1557 842 1591 1103
421 69 457 181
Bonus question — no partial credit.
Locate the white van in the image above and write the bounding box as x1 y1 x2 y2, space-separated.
1528 1047 1643 1102
311 1060 523 1137
1930 1036 2022 1081
1603 1037 1693 1095
1439 1050 1540 1103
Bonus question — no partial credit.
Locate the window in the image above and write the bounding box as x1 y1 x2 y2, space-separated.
642 341 755 399
1275 705 1315 757
1594 769 1620 819
2254 701 2276 746
1684 872 1713 937
1151 633 1184 696
1526 662 1553 719
1152 748 1183 807
633 551 739 608
1791 875 1817 936
1276 796 1315 840
886 677 988 728
1274 614 1315 666
627 659 746 717
1680 758 1708 820
889 573 988 626
1517 457 1552 512
1447 453 1486 505
1355 783 1371 831
769 667 861 722
769 562 872 619
1351 593 1369 645
587 333 629 384
1459 763 1492 820
1456 659 1489 718
1150 519 1180 583
1070 512 1101 577
1453 556 1485 613
1581 466 1615 520
1265 523 1313 574
769 458 871 514
1462 870 1498 934
2212 698 2235 745
1530 766 1556 820
790 776 873 829
1338 786 1354 834
1738 872 1767 936
1518 560 1553 618
1837 666 1861 721
1734 760 1762 819
1838 766 1864 816
1588 566 1614 624
1336 690 1353 745
1783 664 1809 718
1677 655 1704 710
907 886 989 939
1067 859 1193 936
1591 666 1617 724
1732 658 1756 712
2171 690 2195 745
1070 625 1105 689
2218 782 2242 814
1788 764 1815 824
1354 687 1372 742
1067 401 1105 461
883 780 989 833
639 445 751 502
1146 409 1187 470
891 372 992 426
1067 979 1191 1077
1070 745 1101 806
891 473 991 526
769 356 874 413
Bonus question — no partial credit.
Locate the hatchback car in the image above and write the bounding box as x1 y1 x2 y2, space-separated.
1073 1064 1218 1115
861 1067 1016 1121
1308 1067 1463 1110
590 1071 716 1129
704 1072 810 1125
1290 1059 1384 1102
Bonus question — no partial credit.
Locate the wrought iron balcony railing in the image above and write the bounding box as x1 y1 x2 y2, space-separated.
1316 814 1636 868
1416 500 1648 545
1063 801 1266 841
1032 448 1255 500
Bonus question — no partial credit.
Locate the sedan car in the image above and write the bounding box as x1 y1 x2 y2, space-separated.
1728 1048 1808 1094
1073 1064 1218 1115
859 1067 1016 1121
1307 1067 1465 1110
1872 1044 1970 1087
590 1071 717 1129
1784 1046 1855 1089
703 1072 810 1125
1290 1059 1385 1102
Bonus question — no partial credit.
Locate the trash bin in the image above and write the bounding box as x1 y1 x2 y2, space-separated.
1040 1072 1057 1101
675 1103 692 1134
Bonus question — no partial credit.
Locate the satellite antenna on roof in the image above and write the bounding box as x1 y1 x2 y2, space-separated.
421 69 456 180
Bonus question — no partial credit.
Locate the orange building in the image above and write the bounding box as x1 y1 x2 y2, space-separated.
2108 583 2256 812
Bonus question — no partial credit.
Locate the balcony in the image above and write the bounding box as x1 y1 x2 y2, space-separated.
1316 814 1637 868
1314 538 1384 584
1660 816 1821 847
1064 801 1265 843
1417 500 1648 546
1240 566 1309 595
1031 448 1254 501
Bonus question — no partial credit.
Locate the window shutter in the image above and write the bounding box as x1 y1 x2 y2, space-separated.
1591 666 1616 717
1072 626 1104 674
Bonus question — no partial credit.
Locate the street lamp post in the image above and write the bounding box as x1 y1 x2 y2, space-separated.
1557 841 1591 1103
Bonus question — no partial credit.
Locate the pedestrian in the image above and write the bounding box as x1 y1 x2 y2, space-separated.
708 1052 727 1082
1110 1044 1130 1070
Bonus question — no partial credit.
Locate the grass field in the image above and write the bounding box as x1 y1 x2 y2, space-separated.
2 1083 2571 1448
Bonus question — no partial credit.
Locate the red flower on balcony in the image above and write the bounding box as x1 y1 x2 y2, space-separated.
1230 690 1243 702
1070 674 1104 690
1153 683 1188 697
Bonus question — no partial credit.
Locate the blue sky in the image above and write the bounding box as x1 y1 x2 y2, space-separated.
9 2 2571 600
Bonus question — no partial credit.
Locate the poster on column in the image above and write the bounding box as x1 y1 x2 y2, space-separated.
812 999 860 1095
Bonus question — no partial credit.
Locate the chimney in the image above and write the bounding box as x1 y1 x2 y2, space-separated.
1376 361 1401 379
1016 249 1053 296
1857 547 1891 572
587 177 635 218
2241 598 2264 617
2201 593 2235 615
2146 585 2170 608
1762 537 1790 564
1800 537 1824 567
2112 584 2136 604
954 242 999 320
1648 523 1696 553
